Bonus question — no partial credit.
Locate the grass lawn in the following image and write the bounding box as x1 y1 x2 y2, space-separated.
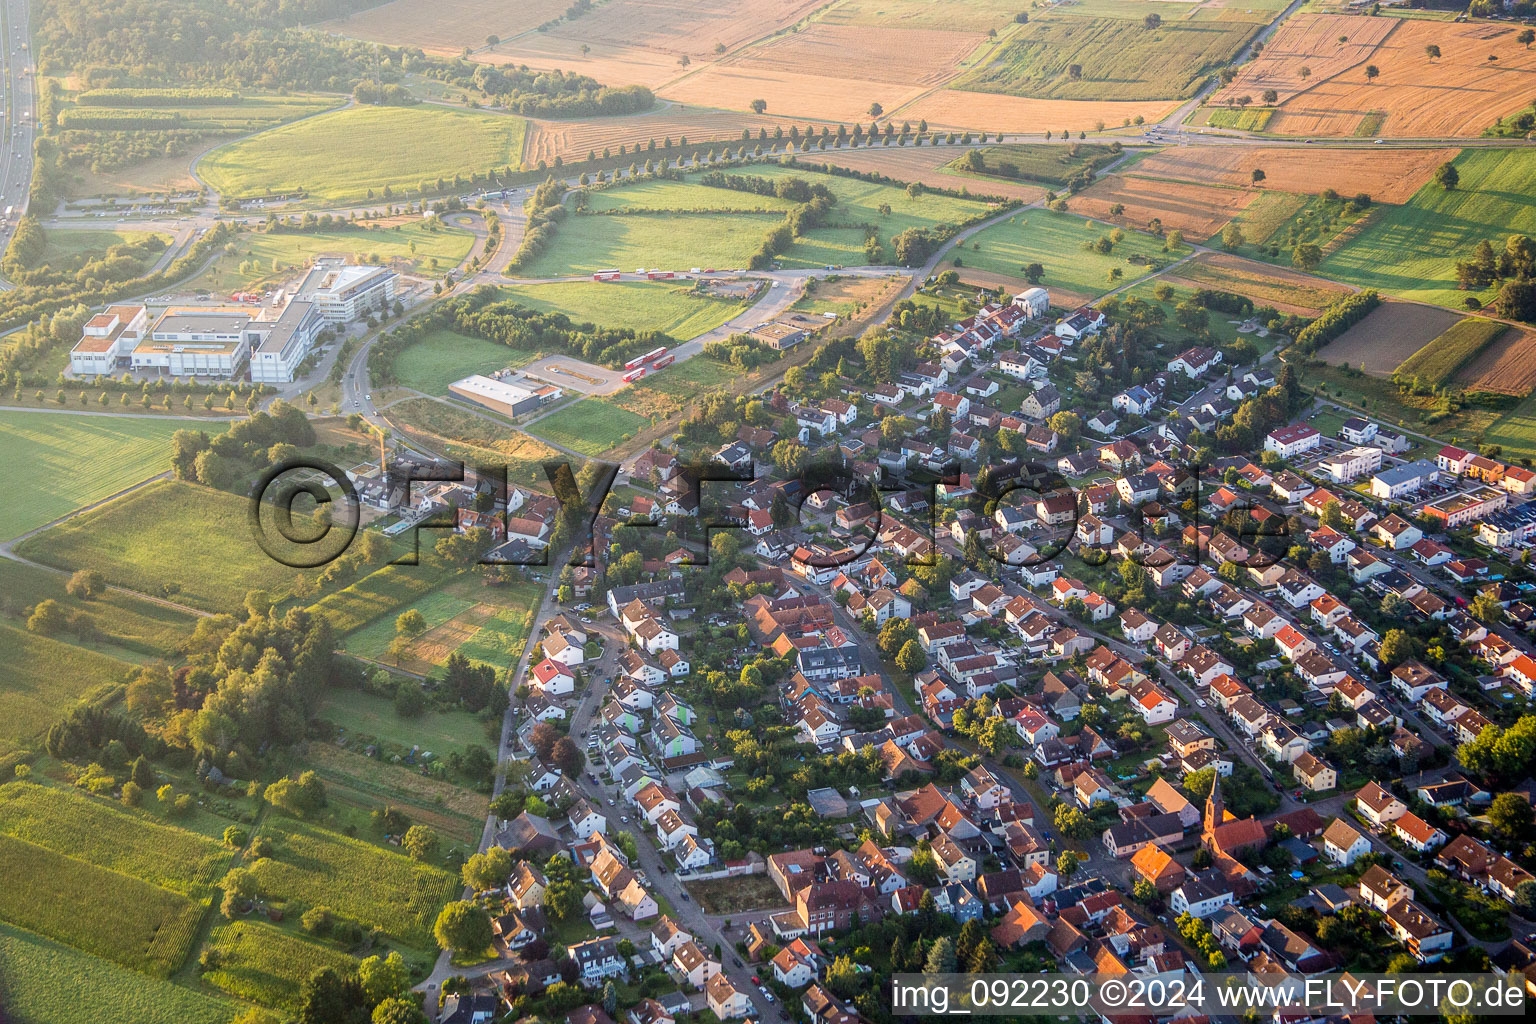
1394 318 1507 387
1322 149 1536 309
0 921 236 1024
301 742 489 847
518 210 782 277
499 281 751 338
1201 107 1274 131
202 919 359 1010
0 411 219 541
0 781 231 897
945 143 1120 188
186 220 475 294
528 399 649 456
953 208 1185 297
306 558 457 635
0 556 197 661
0 833 205 976
0 625 133 757
734 162 993 253
40 228 170 270
317 687 488 753
1483 392 1536 463
16 480 321 612
388 400 567 488
393 329 541 395
248 818 458 948
585 179 797 213
342 588 478 661
1118 280 1258 352
199 104 527 204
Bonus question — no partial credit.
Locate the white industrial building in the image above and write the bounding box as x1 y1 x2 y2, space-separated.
297 260 397 322
71 261 391 383
67 305 148 376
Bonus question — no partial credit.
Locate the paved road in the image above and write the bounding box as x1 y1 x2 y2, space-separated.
0 0 36 278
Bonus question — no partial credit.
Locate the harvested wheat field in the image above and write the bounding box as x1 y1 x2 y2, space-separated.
1162 252 1351 316
523 108 816 166
1070 174 1255 240
1212 13 1396 106
662 22 985 120
661 67 931 124
475 35 685 89
319 0 569 55
1261 19 1536 137
547 0 825 59
1128 146 1458 205
1455 327 1536 396
806 146 1044 202
899 90 1177 133
1314 300 1461 376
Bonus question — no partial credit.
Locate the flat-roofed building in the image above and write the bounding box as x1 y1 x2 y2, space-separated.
449 373 564 418
249 300 324 384
133 309 253 378
297 260 397 322
69 305 148 375
749 321 808 350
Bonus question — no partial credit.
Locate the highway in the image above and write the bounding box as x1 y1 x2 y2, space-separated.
0 0 34 275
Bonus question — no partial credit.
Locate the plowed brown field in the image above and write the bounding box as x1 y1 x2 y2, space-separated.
1127 146 1457 204
1069 174 1255 240
1456 327 1536 396
897 90 1178 132
1162 252 1351 316
800 147 1045 201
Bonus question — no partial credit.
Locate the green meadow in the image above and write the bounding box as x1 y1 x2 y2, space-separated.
199 104 527 203
1322 149 1536 309
953 208 1184 296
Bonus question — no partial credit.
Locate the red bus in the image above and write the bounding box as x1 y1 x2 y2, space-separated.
645 270 675 280
592 269 622 282
650 354 675 370
623 355 647 370
621 368 647 383
640 346 668 364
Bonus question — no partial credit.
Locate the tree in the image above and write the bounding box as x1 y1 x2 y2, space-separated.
895 639 926 674
1058 850 1081 878
1379 628 1415 668
1221 223 1244 250
462 847 513 890
1425 44 1441 62
433 901 493 954
357 950 411 1006
66 568 104 599
1514 879 1536 917
1364 64 1379 82
372 997 427 1024
219 867 258 918
1292 243 1323 271
1519 28 1535 49
1262 89 1278 105
1489 791 1533 838
749 99 767 114
1144 13 1162 29
396 609 427 637
1435 161 1460 190
924 936 957 974
26 599 67 636
1054 804 1093 840
1023 262 1045 283
1251 168 1266 187
868 102 883 117
402 824 440 862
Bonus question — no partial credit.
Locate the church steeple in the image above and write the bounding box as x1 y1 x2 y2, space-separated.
1204 772 1225 833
